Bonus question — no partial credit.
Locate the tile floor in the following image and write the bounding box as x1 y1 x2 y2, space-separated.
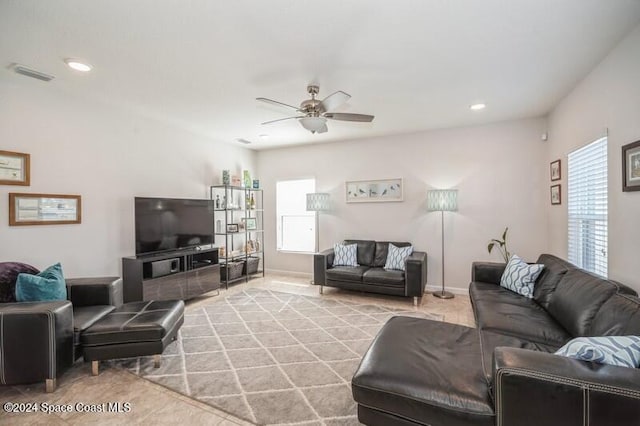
0 274 474 425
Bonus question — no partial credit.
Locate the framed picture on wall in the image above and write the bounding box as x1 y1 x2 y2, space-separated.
9 193 81 226
550 159 561 181
550 185 561 205
346 178 403 203
622 140 640 192
0 150 30 186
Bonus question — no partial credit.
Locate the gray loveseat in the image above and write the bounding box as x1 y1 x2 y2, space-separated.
313 239 427 305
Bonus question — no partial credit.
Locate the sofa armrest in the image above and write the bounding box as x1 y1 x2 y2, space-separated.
405 251 427 297
471 262 505 285
66 277 123 307
493 347 640 426
313 249 334 286
0 301 74 386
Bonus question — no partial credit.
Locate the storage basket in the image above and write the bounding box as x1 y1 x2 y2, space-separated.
243 256 260 275
221 261 244 281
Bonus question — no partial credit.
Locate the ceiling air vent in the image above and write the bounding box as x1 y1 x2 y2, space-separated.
13 64 55 82
236 138 252 145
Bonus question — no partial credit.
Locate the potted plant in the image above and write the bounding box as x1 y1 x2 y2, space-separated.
487 227 511 262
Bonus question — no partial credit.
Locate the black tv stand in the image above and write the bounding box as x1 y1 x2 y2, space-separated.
122 246 220 302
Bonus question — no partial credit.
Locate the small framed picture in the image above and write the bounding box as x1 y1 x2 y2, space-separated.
0 150 30 186
622 140 640 192
550 159 561 181
550 184 561 205
226 223 239 233
242 217 257 230
9 193 81 226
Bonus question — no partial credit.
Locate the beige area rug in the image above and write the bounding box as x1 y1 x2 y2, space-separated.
111 288 442 425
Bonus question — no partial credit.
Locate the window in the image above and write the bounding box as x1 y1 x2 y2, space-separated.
276 178 315 252
568 137 608 277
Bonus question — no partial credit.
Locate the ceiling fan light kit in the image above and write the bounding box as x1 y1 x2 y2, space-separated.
257 85 374 134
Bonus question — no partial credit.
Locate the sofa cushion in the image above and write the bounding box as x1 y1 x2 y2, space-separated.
373 241 412 267
471 283 571 346
352 317 494 426
363 268 405 287
384 243 413 271
533 254 572 309
555 336 640 368
15 263 67 302
326 266 369 282
546 269 625 337
332 243 358 267
499 255 544 299
478 329 561 392
72 305 116 345
0 262 39 303
589 293 640 336
343 240 376 266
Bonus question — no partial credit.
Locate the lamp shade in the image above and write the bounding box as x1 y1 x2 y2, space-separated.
427 189 458 212
306 193 330 211
299 117 327 132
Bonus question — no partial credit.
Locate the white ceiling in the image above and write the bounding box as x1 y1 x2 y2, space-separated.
1 1 640 149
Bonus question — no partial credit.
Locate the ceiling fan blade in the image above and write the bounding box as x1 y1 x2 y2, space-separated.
261 116 304 125
317 123 328 134
256 97 301 111
324 112 374 122
319 90 351 112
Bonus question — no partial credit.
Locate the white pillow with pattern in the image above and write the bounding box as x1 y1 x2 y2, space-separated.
384 244 413 271
332 243 359 267
499 254 544 298
555 336 640 368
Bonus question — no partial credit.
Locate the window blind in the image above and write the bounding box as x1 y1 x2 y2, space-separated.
567 137 608 277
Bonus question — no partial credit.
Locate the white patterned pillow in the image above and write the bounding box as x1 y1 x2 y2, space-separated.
499 254 544 298
555 336 640 368
384 244 413 271
332 243 358 267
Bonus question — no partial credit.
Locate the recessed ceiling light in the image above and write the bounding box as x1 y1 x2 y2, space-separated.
64 59 92 72
470 103 486 111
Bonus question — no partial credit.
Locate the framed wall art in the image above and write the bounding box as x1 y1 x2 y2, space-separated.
346 178 403 203
0 150 30 186
550 159 561 181
550 185 561 205
226 223 239 233
9 193 81 226
622 140 640 192
242 217 257 230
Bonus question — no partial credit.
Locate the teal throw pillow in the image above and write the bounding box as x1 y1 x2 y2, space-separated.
15 263 67 302
384 244 413 271
499 254 544 298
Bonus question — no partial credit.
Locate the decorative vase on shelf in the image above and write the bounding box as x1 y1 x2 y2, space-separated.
222 170 230 185
243 170 251 188
216 220 222 233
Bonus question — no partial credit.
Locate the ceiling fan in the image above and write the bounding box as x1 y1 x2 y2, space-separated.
256 85 374 134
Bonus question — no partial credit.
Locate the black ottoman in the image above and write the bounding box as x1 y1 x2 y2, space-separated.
352 317 495 426
81 300 184 375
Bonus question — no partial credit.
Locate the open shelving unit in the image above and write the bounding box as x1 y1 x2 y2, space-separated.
210 185 265 288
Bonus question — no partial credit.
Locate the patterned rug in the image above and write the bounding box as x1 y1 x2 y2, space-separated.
112 288 442 425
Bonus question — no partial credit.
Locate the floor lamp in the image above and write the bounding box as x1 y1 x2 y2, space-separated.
306 192 330 284
427 189 458 299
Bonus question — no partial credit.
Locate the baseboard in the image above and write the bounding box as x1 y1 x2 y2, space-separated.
425 285 468 295
265 268 313 279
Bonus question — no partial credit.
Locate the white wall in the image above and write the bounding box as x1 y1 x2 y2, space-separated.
258 118 548 291
547 24 640 292
0 78 256 277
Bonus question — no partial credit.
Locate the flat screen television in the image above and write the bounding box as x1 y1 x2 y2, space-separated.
135 197 214 256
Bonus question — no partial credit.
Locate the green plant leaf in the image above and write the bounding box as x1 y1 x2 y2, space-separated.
488 242 495 253
502 227 509 241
